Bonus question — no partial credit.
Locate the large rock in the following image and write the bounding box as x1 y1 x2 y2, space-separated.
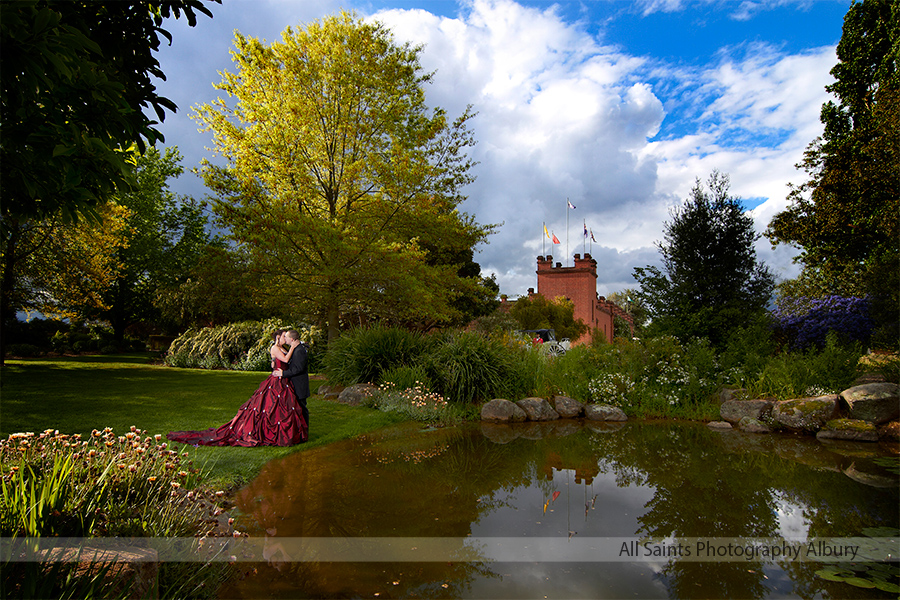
481 399 527 423
584 403 628 422
737 416 771 434
553 396 584 418
840 383 899 425
720 399 774 425
771 395 839 432
337 383 376 406
516 397 560 421
816 419 879 442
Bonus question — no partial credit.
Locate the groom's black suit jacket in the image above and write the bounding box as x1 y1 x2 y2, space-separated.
282 343 310 425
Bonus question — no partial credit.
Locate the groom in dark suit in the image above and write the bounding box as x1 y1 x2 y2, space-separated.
274 330 310 431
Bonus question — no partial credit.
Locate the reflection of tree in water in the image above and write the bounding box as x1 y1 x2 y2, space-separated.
222 421 898 599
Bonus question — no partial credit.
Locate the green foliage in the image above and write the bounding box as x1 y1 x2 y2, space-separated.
0 0 217 228
380 364 433 392
165 319 320 371
322 324 433 385
368 382 460 426
585 336 723 419
0 428 235 598
195 11 491 341
635 171 774 349
508 294 588 342
767 0 899 345
745 332 864 399
91 146 217 342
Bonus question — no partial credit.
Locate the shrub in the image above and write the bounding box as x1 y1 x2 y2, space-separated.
746 332 864 399
5 344 41 358
380 364 433 392
774 295 873 350
368 382 459 426
165 319 320 371
322 324 432 385
428 331 513 404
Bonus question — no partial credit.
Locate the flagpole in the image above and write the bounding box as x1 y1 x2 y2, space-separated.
542 222 545 256
565 198 570 266
583 220 586 256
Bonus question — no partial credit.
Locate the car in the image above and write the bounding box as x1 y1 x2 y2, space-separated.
519 329 570 356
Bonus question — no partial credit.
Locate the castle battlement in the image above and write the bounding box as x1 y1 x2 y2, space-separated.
533 253 633 345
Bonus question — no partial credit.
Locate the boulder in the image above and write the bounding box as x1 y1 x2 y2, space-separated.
584 403 628 422
720 399 774 425
707 421 732 430
516 397 560 421
553 395 584 418
839 383 899 425
317 384 343 400
816 419 879 442
737 416 771 433
718 388 749 404
771 395 839 432
337 383 376 406
481 399 527 423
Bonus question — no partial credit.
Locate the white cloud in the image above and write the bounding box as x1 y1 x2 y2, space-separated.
154 0 836 300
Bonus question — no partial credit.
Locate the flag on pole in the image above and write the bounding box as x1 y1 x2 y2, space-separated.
567 200 577 210
544 223 551 239
583 221 588 238
552 233 560 244
590 229 597 243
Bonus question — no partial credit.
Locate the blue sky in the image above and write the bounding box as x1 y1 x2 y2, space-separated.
152 0 851 298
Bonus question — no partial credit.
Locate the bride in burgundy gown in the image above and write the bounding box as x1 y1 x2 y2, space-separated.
167 330 308 447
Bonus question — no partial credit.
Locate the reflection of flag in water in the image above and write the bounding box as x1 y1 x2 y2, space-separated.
552 233 560 244
567 200 576 210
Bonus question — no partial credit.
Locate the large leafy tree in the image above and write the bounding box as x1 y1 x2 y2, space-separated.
767 0 899 346
634 171 774 348
0 0 217 362
91 147 216 343
509 294 587 342
195 12 493 342
16 205 132 321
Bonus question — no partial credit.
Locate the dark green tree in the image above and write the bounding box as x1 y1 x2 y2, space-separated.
508 294 587 342
634 171 774 348
0 0 217 362
767 0 899 347
94 147 217 344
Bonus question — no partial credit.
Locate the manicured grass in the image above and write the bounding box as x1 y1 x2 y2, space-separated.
0 355 406 487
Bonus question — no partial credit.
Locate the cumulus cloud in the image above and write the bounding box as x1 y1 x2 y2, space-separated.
372 0 833 296
153 0 836 300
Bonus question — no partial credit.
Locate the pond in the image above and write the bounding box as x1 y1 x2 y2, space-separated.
219 420 899 599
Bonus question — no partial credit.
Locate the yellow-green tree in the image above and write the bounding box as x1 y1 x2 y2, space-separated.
195 12 492 341
18 204 131 321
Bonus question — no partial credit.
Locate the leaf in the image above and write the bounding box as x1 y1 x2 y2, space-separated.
843 577 877 589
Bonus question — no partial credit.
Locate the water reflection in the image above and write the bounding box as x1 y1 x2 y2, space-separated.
220 421 898 599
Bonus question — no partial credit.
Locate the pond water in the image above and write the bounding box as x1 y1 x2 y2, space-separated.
219 420 899 599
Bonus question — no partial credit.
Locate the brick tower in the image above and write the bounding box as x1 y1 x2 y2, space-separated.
534 254 632 345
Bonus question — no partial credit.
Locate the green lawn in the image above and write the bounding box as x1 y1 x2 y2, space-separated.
0 354 405 486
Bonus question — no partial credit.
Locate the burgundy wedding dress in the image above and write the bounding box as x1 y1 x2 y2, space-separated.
167 359 308 447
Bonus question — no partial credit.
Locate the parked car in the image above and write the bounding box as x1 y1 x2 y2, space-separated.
519 329 570 356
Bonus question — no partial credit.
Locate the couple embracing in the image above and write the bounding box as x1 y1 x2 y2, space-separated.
167 329 309 447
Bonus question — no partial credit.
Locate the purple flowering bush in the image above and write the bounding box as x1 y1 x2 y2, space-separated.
773 295 873 350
